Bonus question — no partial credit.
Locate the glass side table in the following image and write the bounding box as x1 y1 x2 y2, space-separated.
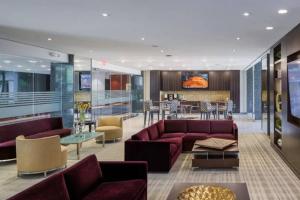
60 132 105 160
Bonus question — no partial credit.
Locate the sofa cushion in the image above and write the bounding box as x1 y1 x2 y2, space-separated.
147 124 159 140
27 129 71 139
209 134 235 140
182 133 209 151
187 120 210 133
164 120 187 133
8 173 70 200
63 155 102 200
0 140 15 148
83 179 146 200
131 129 149 141
157 120 165 135
160 133 185 139
156 137 182 147
210 120 233 134
170 144 178 156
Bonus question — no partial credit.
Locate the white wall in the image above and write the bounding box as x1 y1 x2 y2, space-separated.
240 70 247 113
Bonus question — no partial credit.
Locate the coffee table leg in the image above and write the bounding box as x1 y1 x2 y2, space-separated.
102 134 105 147
76 143 80 160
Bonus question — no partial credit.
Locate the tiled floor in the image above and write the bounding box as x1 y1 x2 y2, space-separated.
1 114 300 200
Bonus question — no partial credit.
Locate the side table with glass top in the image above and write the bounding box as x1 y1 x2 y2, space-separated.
60 132 105 160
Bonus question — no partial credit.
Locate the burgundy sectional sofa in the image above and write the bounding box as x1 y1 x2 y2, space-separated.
0 117 71 160
125 120 238 172
8 154 148 200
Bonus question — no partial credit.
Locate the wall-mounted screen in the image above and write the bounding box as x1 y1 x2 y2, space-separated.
287 51 300 126
181 71 209 89
80 73 91 89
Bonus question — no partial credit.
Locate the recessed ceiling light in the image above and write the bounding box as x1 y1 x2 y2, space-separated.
40 65 47 68
160 50 164 53
26 68 31 71
17 65 23 68
47 68 51 71
3 60 11 64
278 9 288 14
165 54 173 57
266 26 274 30
141 37 145 41
243 12 250 16
47 38 52 41
236 37 241 41
28 60 38 63
101 13 109 17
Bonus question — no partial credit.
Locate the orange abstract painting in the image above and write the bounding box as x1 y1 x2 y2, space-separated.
182 72 209 89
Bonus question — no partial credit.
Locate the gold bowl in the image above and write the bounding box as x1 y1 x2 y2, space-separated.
177 185 236 200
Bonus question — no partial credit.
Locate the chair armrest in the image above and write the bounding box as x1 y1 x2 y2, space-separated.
125 140 171 171
233 123 238 140
99 161 147 182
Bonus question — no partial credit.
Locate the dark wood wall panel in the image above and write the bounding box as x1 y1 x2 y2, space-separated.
209 71 231 90
150 71 161 102
230 70 240 113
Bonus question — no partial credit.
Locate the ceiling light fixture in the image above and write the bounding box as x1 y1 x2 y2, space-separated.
266 26 274 30
141 37 145 41
3 60 11 64
243 12 250 16
41 65 47 68
47 68 51 71
47 38 52 41
102 13 109 17
28 60 38 63
26 68 31 71
17 65 23 68
160 50 164 53
278 9 288 14
236 37 241 41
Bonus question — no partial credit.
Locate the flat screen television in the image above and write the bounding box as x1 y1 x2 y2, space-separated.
181 71 209 89
79 73 91 90
287 51 300 126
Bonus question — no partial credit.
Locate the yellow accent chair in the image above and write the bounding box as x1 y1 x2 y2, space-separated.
16 135 67 177
96 116 123 142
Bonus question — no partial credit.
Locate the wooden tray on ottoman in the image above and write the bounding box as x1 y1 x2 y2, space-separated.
194 138 237 150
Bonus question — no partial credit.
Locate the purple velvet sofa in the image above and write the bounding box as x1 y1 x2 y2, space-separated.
0 117 71 160
8 154 148 200
125 120 238 172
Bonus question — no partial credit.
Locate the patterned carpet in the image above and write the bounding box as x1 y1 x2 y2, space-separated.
1 115 300 200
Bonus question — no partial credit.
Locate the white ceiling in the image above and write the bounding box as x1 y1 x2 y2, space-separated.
0 54 51 74
0 0 300 70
